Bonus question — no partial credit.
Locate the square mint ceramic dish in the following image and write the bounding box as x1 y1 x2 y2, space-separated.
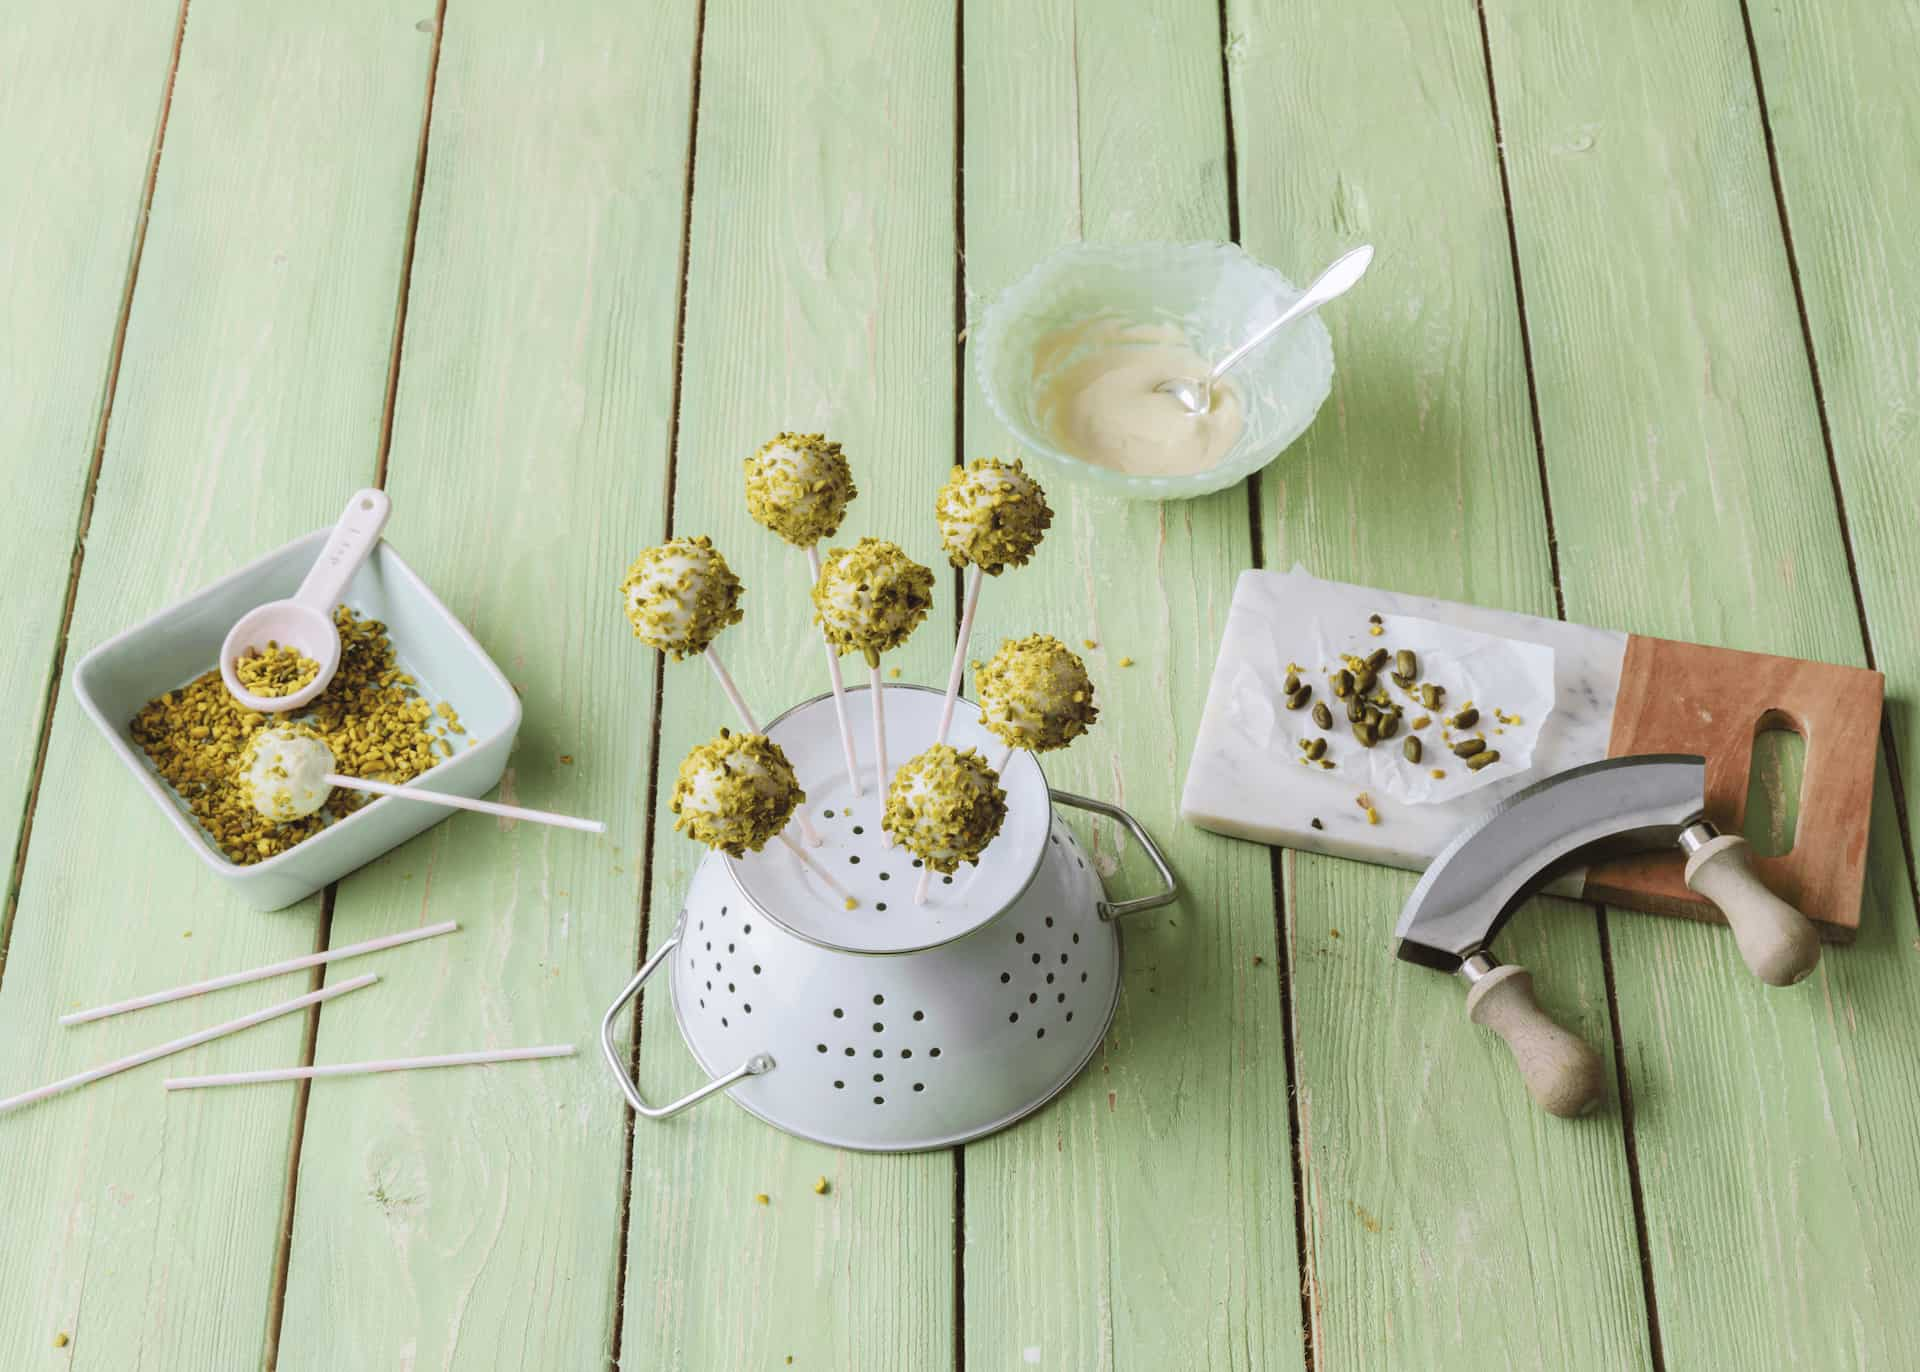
72 530 522 911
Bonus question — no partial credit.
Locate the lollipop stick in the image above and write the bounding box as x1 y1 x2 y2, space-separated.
807 545 861 795
326 775 604 834
778 833 857 907
915 868 933 905
165 1043 575 1091
0 974 378 1116
704 645 762 732
870 661 892 800
706 645 820 845
992 743 1014 774
934 564 984 747
61 920 457 1026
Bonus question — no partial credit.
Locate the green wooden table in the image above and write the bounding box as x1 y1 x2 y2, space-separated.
3 1 1917 1366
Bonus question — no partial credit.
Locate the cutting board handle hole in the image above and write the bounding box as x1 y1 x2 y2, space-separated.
1743 714 1806 858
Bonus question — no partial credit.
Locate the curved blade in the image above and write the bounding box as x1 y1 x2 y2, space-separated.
1393 755 1708 971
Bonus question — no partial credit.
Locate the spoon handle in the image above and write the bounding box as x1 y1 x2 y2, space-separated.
294 488 392 614
1208 243 1374 384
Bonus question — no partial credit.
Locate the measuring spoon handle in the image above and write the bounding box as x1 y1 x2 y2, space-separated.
294 489 392 613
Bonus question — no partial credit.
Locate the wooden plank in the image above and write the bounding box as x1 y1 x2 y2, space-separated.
618 4 959 1368
1223 0 1653 1365
0 0 179 914
959 4 1302 1368
269 4 700 1366
0 3 434 1364
1745 0 1920 854
1482 1 1920 1364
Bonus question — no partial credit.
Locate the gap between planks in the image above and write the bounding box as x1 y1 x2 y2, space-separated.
1216 0 1315 1359
0 0 191 991
607 2 709 1368
1470 1 1661 1363
259 2 448 1365
1732 0 1920 920
950 2 968 1367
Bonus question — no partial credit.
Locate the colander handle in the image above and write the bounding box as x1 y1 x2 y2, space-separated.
600 934 774 1120
1050 790 1179 922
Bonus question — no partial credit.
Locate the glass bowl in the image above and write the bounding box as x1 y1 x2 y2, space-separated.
974 241 1335 500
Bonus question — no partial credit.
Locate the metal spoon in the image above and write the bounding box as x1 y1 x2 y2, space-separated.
219 488 391 713
1155 243 1374 416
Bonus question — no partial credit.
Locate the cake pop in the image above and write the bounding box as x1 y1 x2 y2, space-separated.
239 723 334 822
673 728 854 905
238 725 603 833
812 537 934 793
743 432 863 794
929 458 1053 750
622 536 819 843
619 535 743 659
743 432 857 548
974 634 1099 765
884 744 1008 897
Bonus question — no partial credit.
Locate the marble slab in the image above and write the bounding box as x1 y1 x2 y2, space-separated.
1181 568 1628 896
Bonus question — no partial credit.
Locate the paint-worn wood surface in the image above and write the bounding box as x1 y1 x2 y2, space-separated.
0 0 433 1363
960 3 1300 1369
1225 0 1653 1364
0 0 179 923
272 3 698 1367
0 2 1916 1368
1483 1 1920 1366
619 4 959 1369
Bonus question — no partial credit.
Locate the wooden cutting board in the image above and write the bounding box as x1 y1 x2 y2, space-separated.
1180 569 1883 936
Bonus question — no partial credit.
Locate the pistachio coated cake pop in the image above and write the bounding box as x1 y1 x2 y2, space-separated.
975 634 1099 753
672 729 805 857
882 743 1008 874
619 536 745 659
743 432 857 547
811 537 935 664
935 457 1053 574
239 724 336 822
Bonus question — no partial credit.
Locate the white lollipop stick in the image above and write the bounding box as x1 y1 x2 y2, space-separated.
327 775 604 834
870 661 892 803
934 563 984 747
992 742 1014 774
61 920 457 1026
703 644 762 732
915 867 934 905
705 645 820 846
165 1043 574 1091
778 833 857 906
0 973 378 1116
807 545 862 795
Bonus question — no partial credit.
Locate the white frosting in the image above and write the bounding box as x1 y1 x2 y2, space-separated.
678 753 772 847
245 728 335 821
1032 318 1245 476
895 766 996 866
817 569 916 646
936 464 1036 543
628 547 715 645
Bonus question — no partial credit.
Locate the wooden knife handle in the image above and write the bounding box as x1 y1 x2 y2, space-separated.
1465 965 1606 1118
1683 833 1821 986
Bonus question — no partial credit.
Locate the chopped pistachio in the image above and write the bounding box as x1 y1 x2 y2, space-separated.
130 607 448 866
233 643 319 698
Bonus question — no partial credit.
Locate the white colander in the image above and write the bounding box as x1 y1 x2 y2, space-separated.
601 686 1176 1152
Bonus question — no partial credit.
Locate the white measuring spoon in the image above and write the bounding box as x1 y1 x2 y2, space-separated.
220 488 392 713
1155 243 1375 416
